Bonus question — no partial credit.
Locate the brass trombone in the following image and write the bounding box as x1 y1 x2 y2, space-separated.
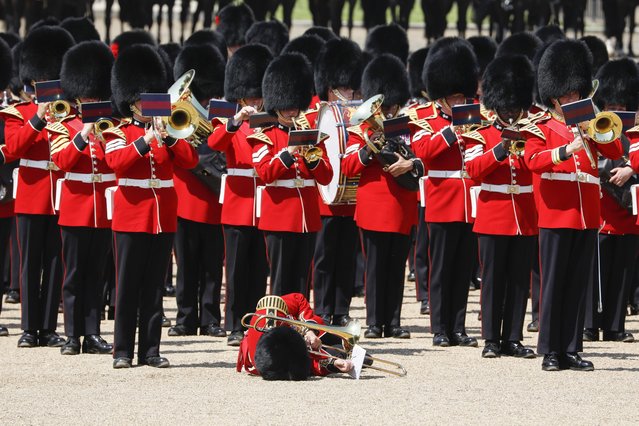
241 312 408 377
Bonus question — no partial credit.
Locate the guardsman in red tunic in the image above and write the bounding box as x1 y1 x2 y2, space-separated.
522 40 623 371
311 38 364 328
594 59 639 343
463 55 538 359
106 44 198 369
208 44 272 346
343 54 423 339
0 27 75 348
52 41 115 356
237 294 354 379
168 43 227 339
411 37 480 348
247 53 332 297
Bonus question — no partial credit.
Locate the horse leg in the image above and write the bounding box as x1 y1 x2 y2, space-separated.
167 2 174 42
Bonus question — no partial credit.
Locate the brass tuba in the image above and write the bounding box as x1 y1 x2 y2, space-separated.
164 69 213 146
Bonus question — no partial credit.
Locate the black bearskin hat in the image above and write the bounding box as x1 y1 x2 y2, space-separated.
216 3 255 48
467 36 497 77
262 53 313 114
537 39 592 108
61 41 114 101
185 29 228 61
111 44 167 117
282 34 325 70
9 43 22 95
422 37 478 101
174 44 226 102
534 25 565 44
315 38 363 101
362 53 410 107
0 32 21 48
481 55 534 113
159 43 182 69
254 327 311 381
28 17 60 33
245 20 289 56
20 26 75 85
593 58 639 111
408 47 429 98
496 32 542 62
580 36 609 75
304 26 339 42
224 44 273 103
60 17 100 43
110 30 156 58
364 23 409 64
0 38 12 90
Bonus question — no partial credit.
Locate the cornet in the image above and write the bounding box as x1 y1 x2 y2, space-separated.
48 100 70 121
93 118 114 141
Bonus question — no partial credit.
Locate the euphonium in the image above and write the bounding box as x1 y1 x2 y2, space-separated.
351 94 385 153
48 100 70 121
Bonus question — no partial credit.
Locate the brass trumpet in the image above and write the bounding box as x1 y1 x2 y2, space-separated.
93 118 114 140
48 100 70 121
241 312 408 377
509 140 526 156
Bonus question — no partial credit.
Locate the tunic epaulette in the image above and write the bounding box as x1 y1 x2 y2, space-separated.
462 130 486 144
45 121 69 136
480 105 495 121
346 125 365 139
247 129 273 145
47 122 71 155
626 124 639 137
295 112 312 130
0 104 24 121
410 118 434 133
102 126 126 141
527 110 550 124
520 123 546 141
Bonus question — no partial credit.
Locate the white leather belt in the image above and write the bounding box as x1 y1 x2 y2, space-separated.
427 170 470 179
541 172 600 185
480 183 533 195
118 178 174 189
227 168 257 178
19 159 59 171
65 172 116 183
266 178 315 188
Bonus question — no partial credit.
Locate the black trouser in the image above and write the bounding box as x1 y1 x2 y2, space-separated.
312 216 357 317
361 229 410 327
61 226 111 337
113 231 173 361
0 217 10 314
415 207 429 303
223 225 268 332
102 246 116 316
354 236 365 294
531 238 541 323
10 216 19 293
538 228 596 355
427 222 477 335
478 234 535 342
265 231 315 297
174 218 224 331
17 214 63 332
585 233 638 333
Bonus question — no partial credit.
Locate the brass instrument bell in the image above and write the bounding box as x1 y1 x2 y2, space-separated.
48 100 70 121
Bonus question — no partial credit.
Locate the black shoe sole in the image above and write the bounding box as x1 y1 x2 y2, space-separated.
61 348 80 355
542 365 561 371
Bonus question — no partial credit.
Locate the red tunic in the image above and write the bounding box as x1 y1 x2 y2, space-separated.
0 101 65 215
0 145 17 219
247 124 333 233
410 103 479 223
624 128 639 227
173 167 222 225
341 122 417 235
522 116 623 229
49 118 113 228
208 118 263 226
463 124 538 236
103 120 198 234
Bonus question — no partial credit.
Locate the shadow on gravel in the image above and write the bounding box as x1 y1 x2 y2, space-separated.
172 361 236 369
582 352 638 360
161 339 218 345
161 349 226 355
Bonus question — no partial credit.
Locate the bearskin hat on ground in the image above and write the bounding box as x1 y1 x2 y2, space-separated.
110 30 156 58
60 17 100 43
314 38 363 101
0 38 12 90
364 23 409 64
225 44 273 103
303 26 339 42
593 58 639 111
422 37 478 101
111 44 167 117
185 29 228 61
534 25 565 44
254 327 311 381
408 47 429 99
20 26 75 85
362 53 410 107
216 3 255 48
580 35 609 75
537 39 592 108
245 20 289 56
262 53 313 114
61 41 113 101
467 35 497 77
481 55 534 114
282 34 325 70
496 32 542 62
174 44 226 102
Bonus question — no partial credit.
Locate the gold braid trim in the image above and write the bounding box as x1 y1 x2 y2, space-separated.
0 105 23 121
246 129 273 145
462 130 486 144
410 118 434 133
101 126 126 141
520 123 546 141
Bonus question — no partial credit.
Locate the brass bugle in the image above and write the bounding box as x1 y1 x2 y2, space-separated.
48 100 70 120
